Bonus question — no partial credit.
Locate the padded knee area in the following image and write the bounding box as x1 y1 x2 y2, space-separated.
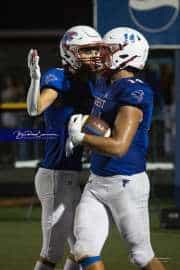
73 241 100 261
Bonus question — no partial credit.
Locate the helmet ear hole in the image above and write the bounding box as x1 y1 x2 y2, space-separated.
119 54 128 59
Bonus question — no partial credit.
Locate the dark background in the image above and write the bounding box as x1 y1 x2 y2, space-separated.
0 1 93 30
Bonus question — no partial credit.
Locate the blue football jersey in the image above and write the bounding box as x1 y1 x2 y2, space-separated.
39 68 94 170
90 77 154 176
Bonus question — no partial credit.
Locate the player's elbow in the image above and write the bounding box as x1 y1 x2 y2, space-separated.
26 96 43 116
27 107 41 117
27 101 43 116
112 141 129 157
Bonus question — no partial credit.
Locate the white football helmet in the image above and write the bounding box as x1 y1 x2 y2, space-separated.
60 25 109 71
103 27 149 70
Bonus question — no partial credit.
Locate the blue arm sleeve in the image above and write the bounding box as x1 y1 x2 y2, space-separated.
40 68 70 94
117 81 153 110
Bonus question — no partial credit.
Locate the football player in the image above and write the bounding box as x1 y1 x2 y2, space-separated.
67 27 166 270
27 25 109 270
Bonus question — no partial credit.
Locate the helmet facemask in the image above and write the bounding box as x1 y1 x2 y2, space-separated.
77 44 111 72
60 25 111 73
61 42 110 72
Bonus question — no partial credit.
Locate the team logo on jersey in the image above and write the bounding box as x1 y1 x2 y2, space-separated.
128 0 179 33
91 96 106 117
45 74 58 84
131 89 144 103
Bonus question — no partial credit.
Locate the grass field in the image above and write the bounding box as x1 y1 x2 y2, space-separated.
0 200 179 270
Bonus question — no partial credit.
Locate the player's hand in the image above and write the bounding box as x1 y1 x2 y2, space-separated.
27 49 41 80
68 114 85 145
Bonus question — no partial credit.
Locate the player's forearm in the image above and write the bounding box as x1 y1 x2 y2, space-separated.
27 49 42 116
26 79 41 116
83 134 128 157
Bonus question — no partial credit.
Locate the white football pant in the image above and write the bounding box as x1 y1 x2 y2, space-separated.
35 168 81 263
73 172 155 268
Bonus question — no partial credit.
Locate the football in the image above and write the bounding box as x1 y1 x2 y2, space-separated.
82 115 111 137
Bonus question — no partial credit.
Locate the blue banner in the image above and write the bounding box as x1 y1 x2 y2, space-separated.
96 0 180 47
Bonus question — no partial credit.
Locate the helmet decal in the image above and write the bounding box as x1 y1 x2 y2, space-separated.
63 31 78 45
